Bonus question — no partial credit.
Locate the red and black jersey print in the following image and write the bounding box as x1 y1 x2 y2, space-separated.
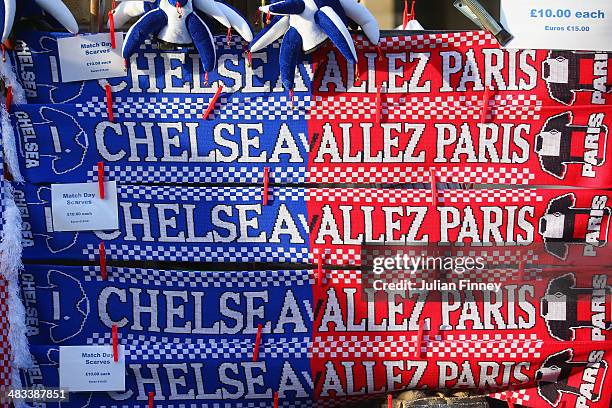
536 349 608 407
535 111 607 179
539 193 611 259
541 274 610 342
543 51 612 105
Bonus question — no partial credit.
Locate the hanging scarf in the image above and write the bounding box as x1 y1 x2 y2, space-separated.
14 184 612 265
8 31 612 188
19 264 612 407
0 56 31 405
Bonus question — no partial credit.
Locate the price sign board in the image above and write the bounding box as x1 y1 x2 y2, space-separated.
501 0 612 51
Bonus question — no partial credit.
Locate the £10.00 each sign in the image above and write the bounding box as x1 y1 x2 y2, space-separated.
501 0 612 51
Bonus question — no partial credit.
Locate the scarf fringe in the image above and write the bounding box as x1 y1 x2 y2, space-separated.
0 58 25 182
0 182 32 373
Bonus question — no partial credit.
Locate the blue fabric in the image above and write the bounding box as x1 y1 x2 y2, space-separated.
16 184 310 263
23 346 314 406
269 0 305 15
9 31 308 104
186 12 216 72
314 8 355 63
3 0 51 31
10 102 308 184
123 8 168 59
19 264 315 405
315 0 348 23
280 27 303 90
21 264 313 345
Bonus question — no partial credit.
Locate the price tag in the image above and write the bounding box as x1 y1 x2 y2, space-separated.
57 33 126 82
59 346 125 392
500 0 612 51
51 182 119 232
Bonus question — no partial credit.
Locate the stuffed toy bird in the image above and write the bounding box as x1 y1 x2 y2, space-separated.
249 0 379 91
112 0 253 80
1 0 78 42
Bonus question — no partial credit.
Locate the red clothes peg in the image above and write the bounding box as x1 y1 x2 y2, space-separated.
5 86 12 112
97 161 105 199
253 323 263 361
202 85 223 120
99 242 107 280
108 1 117 49
262 167 270 205
316 254 323 286
481 86 491 124
105 84 114 122
414 322 424 358
375 83 382 124
112 324 119 362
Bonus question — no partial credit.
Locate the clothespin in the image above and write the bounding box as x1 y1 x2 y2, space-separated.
1 44 5 62
316 253 323 286
387 394 393 408
429 169 438 207
375 83 382 124
429 169 439 243
262 167 270 205
97 161 105 199
402 0 409 29
414 321 424 358
108 0 117 49
354 58 360 83
507 397 515 408
112 324 119 362
481 86 491 124
253 323 263 361
202 85 223 120
273 391 279 408
402 0 415 29
148 391 155 408
5 86 12 113
226 27 232 46
105 84 114 122
99 242 107 280
246 51 253 67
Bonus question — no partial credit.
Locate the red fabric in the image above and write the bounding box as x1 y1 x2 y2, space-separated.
307 189 612 266
308 32 612 188
310 269 611 407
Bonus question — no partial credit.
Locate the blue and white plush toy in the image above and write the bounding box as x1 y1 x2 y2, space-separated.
249 0 379 91
112 0 253 79
1 0 78 42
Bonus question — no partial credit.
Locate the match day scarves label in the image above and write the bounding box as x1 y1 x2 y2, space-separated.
14 185 612 265
10 31 612 187
20 265 612 406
